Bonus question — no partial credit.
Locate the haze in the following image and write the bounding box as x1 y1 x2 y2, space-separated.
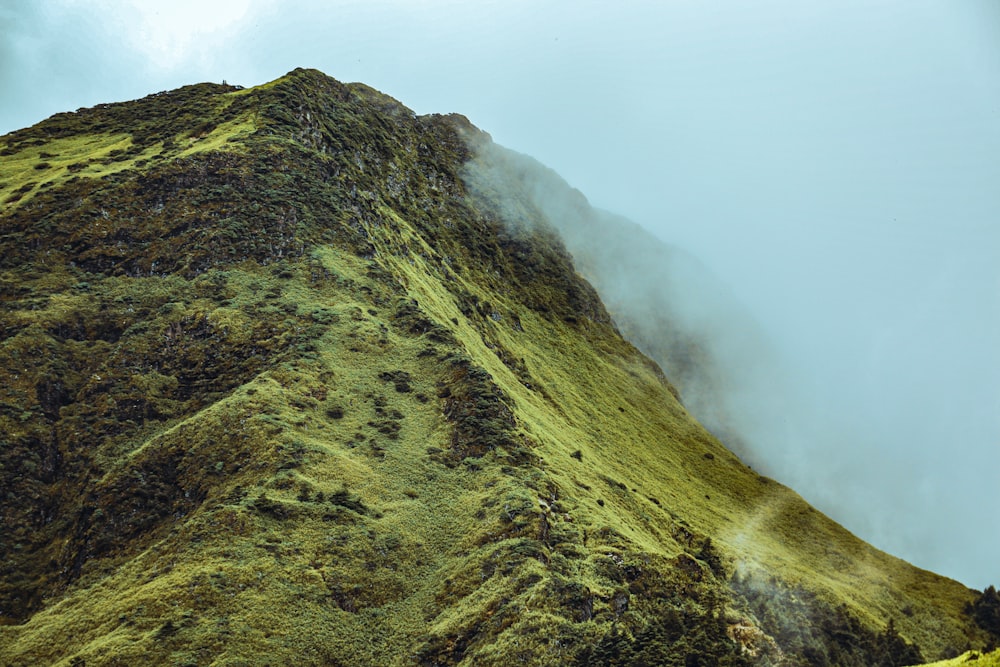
1 0 997 590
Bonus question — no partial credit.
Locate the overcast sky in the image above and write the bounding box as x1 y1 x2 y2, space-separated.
2 0 997 590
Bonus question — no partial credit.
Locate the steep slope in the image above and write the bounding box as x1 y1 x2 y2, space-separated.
462 142 780 462
0 69 989 665
919 649 1000 667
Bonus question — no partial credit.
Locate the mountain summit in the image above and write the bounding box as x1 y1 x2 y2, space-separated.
0 68 992 665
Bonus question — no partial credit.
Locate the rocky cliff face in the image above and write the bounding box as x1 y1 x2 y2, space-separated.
0 68 988 665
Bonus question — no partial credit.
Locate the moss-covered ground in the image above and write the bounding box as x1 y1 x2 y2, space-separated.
0 68 992 665
916 650 1000 667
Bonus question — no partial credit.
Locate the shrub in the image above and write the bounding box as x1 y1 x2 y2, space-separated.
969 585 1000 637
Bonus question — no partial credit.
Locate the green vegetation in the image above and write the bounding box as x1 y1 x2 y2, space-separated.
0 68 989 665
916 649 1000 667
969 586 1000 637
731 573 924 666
0 81 253 209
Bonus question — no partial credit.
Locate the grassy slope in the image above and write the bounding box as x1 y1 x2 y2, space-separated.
0 69 987 665
917 651 1000 667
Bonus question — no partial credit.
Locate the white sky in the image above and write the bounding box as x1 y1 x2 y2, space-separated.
1 0 998 590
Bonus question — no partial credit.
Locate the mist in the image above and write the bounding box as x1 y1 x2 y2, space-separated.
2 0 997 590
461 139 774 453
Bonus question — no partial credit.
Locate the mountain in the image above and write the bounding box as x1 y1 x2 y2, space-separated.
461 140 781 464
0 68 992 666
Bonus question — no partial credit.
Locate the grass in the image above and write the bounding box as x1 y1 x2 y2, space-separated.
175 113 256 158
1 132 136 206
915 650 1000 667
0 85 257 210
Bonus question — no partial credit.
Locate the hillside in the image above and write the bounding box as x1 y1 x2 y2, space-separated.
461 140 780 463
0 68 991 665
919 650 1000 667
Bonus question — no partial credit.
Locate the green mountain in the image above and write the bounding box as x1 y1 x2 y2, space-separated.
0 68 992 666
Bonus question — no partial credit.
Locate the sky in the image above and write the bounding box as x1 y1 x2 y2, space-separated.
1 0 997 590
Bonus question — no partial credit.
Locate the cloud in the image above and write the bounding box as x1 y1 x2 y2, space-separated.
0 2 150 133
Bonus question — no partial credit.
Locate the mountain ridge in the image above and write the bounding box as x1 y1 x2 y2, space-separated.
0 67 991 666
